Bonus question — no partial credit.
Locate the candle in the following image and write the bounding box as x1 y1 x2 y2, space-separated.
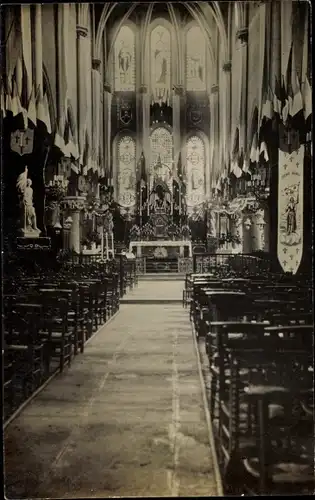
111 232 114 252
105 232 109 260
101 231 104 259
96 184 100 199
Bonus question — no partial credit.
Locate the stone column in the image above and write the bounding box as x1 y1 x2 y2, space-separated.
231 212 243 253
103 82 112 181
62 196 86 253
140 85 150 185
92 58 101 175
252 208 267 251
173 85 185 161
222 61 232 171
242 214 253 253
236 26 248 152
76 24 89 163
210 84 219 197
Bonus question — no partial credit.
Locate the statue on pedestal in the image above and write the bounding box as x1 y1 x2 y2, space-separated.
16 166 40 237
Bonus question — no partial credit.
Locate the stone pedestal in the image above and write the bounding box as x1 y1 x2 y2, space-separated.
62 196 86 253
19 228 41 239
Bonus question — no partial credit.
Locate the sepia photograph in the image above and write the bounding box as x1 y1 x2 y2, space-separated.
1 1 313 497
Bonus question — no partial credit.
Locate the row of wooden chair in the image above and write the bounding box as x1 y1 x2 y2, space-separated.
3 259 138 423
186 271 314 496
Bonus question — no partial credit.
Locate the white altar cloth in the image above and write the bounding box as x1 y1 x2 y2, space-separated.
129 240 192 258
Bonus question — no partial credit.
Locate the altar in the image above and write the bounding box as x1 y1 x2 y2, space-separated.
129 240 192 258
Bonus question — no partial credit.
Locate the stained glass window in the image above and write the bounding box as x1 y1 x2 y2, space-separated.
150 127 173 185
150 26 171 104
186 26 206 91
114 26 135 92
186 136 205 207
117 136 136 207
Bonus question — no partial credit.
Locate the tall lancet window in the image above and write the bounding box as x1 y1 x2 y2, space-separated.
186 26 206 91
150 127 173 187
150 25 171 105
186 135 206 207
114 25 135 92
116 136 136 207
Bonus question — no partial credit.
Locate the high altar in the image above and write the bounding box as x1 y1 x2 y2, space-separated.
128 159 192 261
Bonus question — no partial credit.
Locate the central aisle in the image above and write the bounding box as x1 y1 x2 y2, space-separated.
4 282 222 498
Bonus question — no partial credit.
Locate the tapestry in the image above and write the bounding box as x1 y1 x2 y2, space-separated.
277 144 304 274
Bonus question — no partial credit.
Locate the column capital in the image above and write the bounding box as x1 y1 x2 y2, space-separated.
173 84 185 97
92 58 101 71
62 196 86 212
236 27 248 44
211 84 219 94
139 84 148 94
104 82 112 93
76 25 88 38
222 61 232 72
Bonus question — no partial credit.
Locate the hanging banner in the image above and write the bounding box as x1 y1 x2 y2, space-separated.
277 144 304 274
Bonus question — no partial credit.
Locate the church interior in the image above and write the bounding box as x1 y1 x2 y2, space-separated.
1 1 314 497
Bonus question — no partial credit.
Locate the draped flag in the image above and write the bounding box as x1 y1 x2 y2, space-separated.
21 5 32 100
37 93 52 134
280 0 293 86
277 144 304 274
250 132 260 164
289 49 303 118
1 81 6 120
5 9 22 95
27 86 37 127
302 75 312 134
230 128 242 178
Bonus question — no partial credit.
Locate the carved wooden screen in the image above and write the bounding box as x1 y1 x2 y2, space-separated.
186 26 206 91
114 25 136 92
116 136 136 207
186 135 206 208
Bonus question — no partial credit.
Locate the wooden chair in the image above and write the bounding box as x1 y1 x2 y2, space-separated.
41 297 71 373
222 324 313 495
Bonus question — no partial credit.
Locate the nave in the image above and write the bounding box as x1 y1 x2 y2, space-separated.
4 280 222 498
1 1 313 497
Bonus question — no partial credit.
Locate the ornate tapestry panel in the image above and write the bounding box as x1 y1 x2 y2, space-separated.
277 144 304 275
114 25 136 92
117 136 136 207
150 26 171 105
186 26 206 91
186 136 205 209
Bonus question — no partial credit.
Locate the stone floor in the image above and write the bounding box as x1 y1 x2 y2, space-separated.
4 281 222 498
121 278 184 303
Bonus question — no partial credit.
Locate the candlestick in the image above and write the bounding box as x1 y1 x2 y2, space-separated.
105 232 109 260
101 231 104 259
